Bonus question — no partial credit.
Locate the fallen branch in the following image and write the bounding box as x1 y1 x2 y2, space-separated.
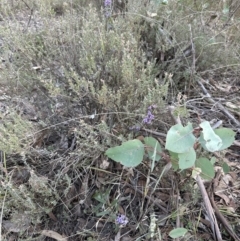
195 175 222 241
141 128 166 138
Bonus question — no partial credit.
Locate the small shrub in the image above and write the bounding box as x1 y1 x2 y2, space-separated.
105 120 235 175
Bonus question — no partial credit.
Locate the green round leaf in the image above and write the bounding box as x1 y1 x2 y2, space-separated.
166 123 196 153
169 151 179 170
199 127 235 152
222 162 230 174
214 128 235 151
105 139 144 167
178 147 196 170
169 228 188 238
199 121 222 152
144 137 162 162
195 157 215 180
210 157 217 165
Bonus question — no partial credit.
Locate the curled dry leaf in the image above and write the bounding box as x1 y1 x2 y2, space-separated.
214 171 237 209
100 159 110 169
41 230 68 241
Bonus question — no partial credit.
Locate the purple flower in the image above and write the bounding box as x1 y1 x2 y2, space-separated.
129 124 141 131
104 0 112 7
148 104 157 110
116 214 129 226
104 0 112 17
143 105 156 124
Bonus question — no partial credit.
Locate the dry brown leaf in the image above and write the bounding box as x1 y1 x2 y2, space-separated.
41 230 68 241
136 135 144 141
124 187 135 195
215 84 232 92
48 211 58 222
79 174 89 204
214 172 237 208
100 159 110 169
154 191 169 202
118 205 125 214
215 192 230 205
222 206 236 213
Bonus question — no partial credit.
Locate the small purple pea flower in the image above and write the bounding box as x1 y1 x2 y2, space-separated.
116 214 129 226
143 105 156 124
104 0 112 7
104 0 112 17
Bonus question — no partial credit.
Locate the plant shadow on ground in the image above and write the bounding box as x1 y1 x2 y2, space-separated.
0 0 240 240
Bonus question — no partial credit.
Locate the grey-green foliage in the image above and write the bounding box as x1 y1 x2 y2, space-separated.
57 6 169 114
0 1 238 162
2 2 170 123
0 111 34 154
1 170 59 227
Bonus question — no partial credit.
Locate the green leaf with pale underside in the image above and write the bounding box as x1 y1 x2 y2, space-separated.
199 121 222 152
195 157 214 180
166 123 196 153
144 137 162 162
178 147 196 170
105 139 144 167
169 228 188 238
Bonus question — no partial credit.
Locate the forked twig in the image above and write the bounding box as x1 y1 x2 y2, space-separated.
20 0 34 32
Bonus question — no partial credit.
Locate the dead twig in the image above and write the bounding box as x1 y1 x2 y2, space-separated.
189 24 196 76
20 0 34 32
196 175 222 241
141 128 167 138
196 77 240 127
222 2 240 29
175 188 180 241
208 170 240 241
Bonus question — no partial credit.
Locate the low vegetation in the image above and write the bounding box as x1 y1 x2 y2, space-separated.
0 0 240 240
